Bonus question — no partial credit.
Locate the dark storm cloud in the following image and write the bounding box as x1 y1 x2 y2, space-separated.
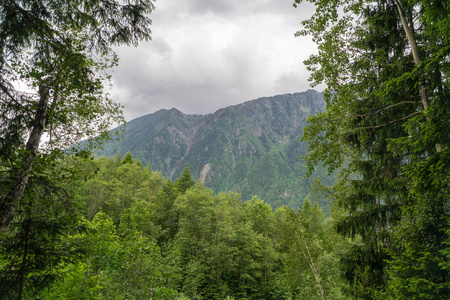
110 0 319 121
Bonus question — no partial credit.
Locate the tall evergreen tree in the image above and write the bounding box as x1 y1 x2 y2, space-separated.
296 0 449 298
174 164 196 195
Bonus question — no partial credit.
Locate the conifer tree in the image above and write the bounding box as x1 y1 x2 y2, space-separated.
296 0 449 297
174 164 196 195
0 165 81 299
121 152 135 165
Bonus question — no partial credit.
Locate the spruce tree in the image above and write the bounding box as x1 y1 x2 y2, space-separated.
296 0 449 297
174 164 196 196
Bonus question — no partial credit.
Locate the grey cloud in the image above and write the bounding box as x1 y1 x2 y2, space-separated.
150 37 173 58
186 0 236 15
183 0 302 16
110 0 318 121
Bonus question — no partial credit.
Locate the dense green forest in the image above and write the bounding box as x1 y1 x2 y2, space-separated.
1 153 347 299
1 0 449 299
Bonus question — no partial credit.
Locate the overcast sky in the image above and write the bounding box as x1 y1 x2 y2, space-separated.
110 0 320 121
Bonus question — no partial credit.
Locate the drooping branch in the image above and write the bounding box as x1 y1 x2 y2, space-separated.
359 111 421 129
347 101 416 118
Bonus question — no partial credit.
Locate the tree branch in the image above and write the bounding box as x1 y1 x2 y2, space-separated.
359 111 421 129
348 101 416 118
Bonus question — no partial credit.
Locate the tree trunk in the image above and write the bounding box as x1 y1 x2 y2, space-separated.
394 0 442 153
0 83 50 234
297 227 325 300
393 0 429 110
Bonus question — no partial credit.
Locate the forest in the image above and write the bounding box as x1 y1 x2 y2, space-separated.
1 0 449 299
1 153 346 299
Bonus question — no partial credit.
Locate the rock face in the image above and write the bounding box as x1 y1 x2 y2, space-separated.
99 90 332 209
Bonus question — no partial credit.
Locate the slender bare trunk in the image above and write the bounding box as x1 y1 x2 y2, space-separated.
297 227 325 300
393 0 443 153
393 0 429 110
0 83 50 234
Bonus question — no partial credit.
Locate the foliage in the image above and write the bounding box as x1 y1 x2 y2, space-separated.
44 212 179 299
0 151 348 299
0 0 155 233
74 153 163 223
0 204 79 299
97 91 335 212
280 200 345 300
0 1 155 296
296 0 449 298
0 156 83 298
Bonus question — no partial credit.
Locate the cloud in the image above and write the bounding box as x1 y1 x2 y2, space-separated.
110 0 319 121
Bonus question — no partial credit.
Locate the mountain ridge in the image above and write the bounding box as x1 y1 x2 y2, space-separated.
99 90 332 210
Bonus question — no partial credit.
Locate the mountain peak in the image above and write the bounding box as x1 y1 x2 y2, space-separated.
98 90 329 209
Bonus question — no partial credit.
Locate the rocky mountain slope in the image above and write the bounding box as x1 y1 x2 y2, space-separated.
99 90 333 209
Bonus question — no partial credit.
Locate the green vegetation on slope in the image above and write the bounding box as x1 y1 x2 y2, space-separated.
98 91 334 212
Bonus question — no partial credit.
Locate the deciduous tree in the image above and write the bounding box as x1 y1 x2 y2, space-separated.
0 0 155 234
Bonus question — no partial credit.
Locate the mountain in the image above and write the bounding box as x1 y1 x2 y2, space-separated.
99 90 333 210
